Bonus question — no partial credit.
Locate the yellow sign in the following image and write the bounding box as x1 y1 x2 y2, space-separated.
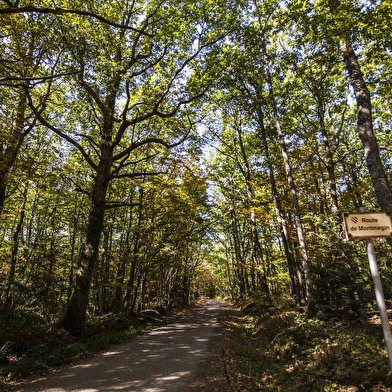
343 212 392 240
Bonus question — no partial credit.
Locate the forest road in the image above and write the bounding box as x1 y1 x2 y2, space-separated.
15 299 230 392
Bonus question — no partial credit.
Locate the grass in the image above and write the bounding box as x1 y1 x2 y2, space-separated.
223 298 392 391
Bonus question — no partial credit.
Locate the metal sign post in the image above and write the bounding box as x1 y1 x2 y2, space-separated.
344 207 392 372
364 236 392 372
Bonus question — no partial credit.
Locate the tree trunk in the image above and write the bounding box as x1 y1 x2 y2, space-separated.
123 184 144 310
235 122 269 293
230 207 249 296
4 185 28 308
255 107 302 305
98 224 112 314
0 89 31 214
339 39 392 214
328 0 392 216
318 104 341 222
68 203 81 303
255 1 316 315
61 154 111 337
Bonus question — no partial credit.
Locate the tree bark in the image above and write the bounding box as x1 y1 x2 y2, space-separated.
234 121 269 293
123 185 144 311
254 1 316 315
328 0 392 216
0 89 32 214
4 185 28 308
230 206 248 297
255 106 302 305
61 151 111 336
318 103 341 222
339 38 392 214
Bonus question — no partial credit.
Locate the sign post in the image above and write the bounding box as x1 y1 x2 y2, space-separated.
343 208 392 372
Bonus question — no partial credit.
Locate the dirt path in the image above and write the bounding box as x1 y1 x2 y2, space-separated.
13 300 230 392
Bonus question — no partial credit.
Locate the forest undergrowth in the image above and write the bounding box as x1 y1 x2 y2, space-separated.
0 304 192 391
223 298 392 391
2 299 392 391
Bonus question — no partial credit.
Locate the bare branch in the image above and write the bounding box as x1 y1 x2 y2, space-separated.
114 30 226 147
109 152 159 181
104 200 140 210
112 170 168 180
23 85 98 170
0 6 153 36
0 70 81 85
60 174 92 199
113 123 192 162
78 78 106 117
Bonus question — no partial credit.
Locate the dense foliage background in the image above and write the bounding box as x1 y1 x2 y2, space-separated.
1 0 392 388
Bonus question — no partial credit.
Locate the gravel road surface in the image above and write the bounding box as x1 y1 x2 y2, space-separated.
15 300 229 392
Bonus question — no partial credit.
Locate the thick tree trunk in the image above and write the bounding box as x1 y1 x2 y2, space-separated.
339 39 392 214
61 51 121 335
61 155 110 337
0 90 31 214
328 0 392 215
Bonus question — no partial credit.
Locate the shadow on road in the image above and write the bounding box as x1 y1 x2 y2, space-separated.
15 300 228 392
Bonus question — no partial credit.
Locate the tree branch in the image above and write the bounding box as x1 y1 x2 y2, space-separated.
109 152 160 181
104 200 140 210
23 85 98 170
112 170 168 180
0 70 81 85
113 122 192 163
0 6 153 36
